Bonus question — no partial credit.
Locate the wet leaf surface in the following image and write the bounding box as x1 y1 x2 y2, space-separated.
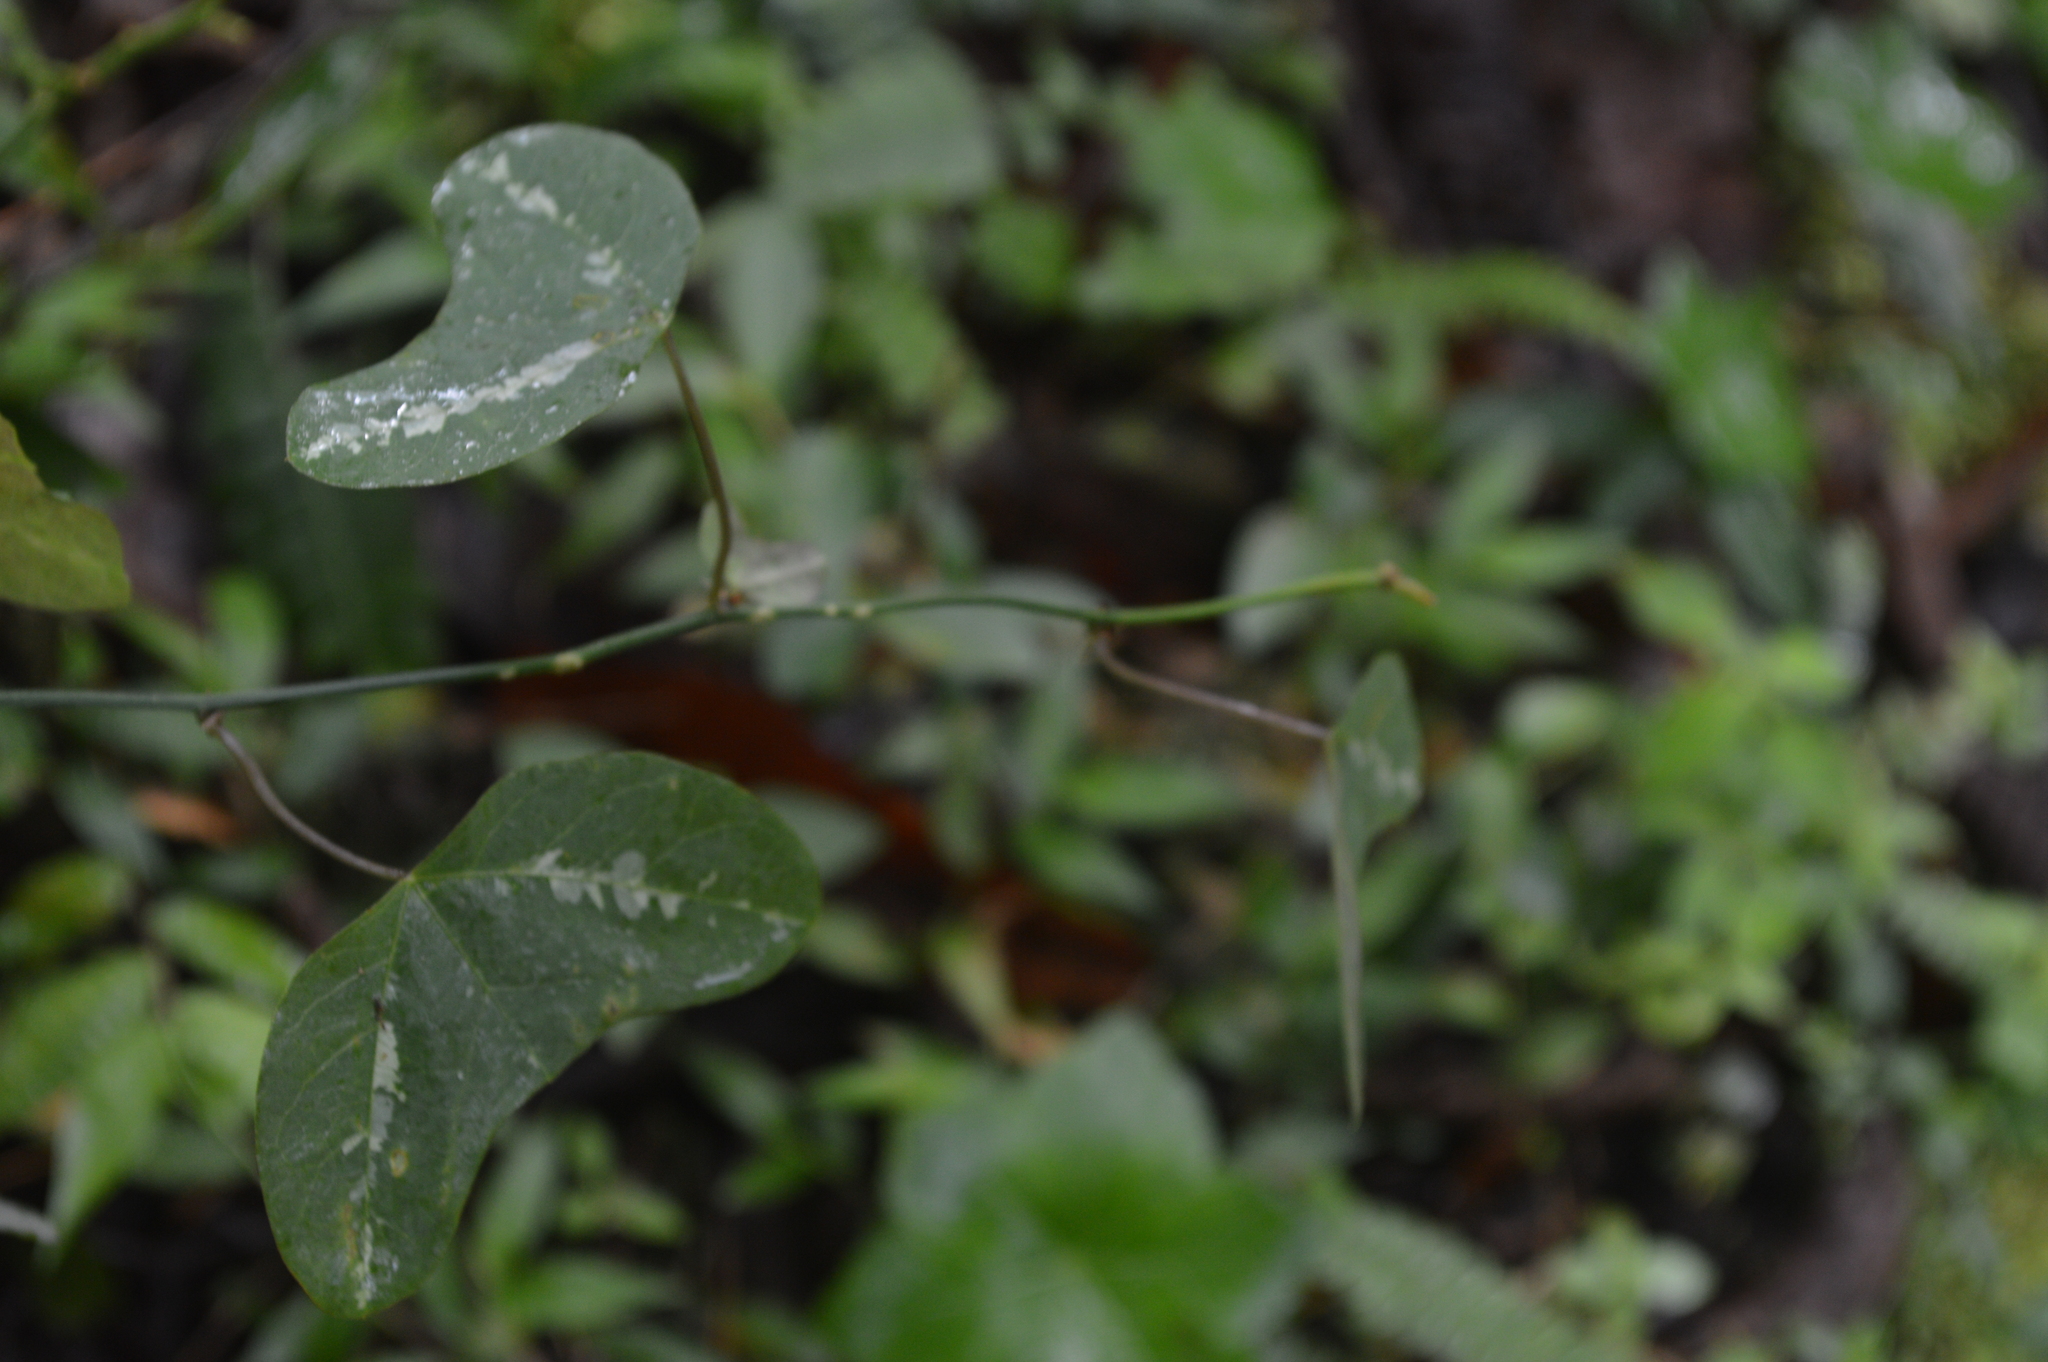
255 753 818 1314
286 125 697 488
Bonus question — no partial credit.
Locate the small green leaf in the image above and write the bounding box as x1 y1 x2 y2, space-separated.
52 764 166 881
468 1123 561 1289
686 1041 796 1143
1461 528 1620 592
553 437 685 572
1781 19 2036 231
205 570 289 691
970 193 1076 311
1338 252 1643 359
255 753 818 1316
49 1019 175 1239
290 228 453 337
1326 656 1423 1119
769 41 998 211
831 267 987 418
1080 68 1339 317
803 907 913 987
496 721 623 774
1501 679 1618 764
699 504 831 608
1008 1014 1221 1174
561 1182 688 1246
1312 1188 1641 1362
812 1029 981 1116
1620 557 1747 660
1057 757 1247 831
707 195 824 387
170 988 272 1136
210 33 382 217
147 894 305 1007
600 1327 729 1362
200 275 439 670
287 125 699 488
0 951 160 1131
232 1296 369 1362
501 1253 678 1335
830 1015 1288 1362
0 852 132 966
1013 819 1161 917
1644 252 1812 487
754 787 885 885
1434 425 1550 560
0 413 130 612
728 537 829 607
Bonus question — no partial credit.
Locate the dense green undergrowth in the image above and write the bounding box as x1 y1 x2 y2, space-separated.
12 0 2048 1358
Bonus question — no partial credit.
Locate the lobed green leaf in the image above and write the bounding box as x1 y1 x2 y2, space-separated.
255 753 818 1315
287 125 698 488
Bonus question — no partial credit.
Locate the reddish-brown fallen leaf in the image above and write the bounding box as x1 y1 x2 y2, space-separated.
497 662 936 873
132 788 240 846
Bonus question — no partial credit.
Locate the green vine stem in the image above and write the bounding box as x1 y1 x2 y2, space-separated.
0 565 1430 713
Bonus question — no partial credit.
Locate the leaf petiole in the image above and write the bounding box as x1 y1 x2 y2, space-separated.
662 331 736 605
200 712 406 881
1092 633 1330 742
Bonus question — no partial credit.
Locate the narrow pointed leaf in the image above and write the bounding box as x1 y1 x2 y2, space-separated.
287 125 699 488
1326 655 1423 1118
1330 829 1368 1120
0 414 129 611
255 753 818 1315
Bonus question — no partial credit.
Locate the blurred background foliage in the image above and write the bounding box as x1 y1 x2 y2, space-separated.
19 0 2048 1358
